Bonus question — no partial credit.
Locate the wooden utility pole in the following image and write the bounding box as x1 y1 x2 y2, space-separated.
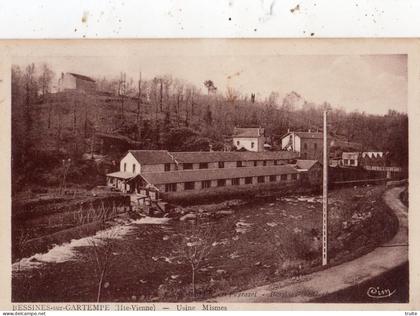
322 110 328 266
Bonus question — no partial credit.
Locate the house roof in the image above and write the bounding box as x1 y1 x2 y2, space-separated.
68 73 96 83
235 151 299 161
170 151 240 163
233 127 264 138
342 152 360 159
129 150 174 164
141 165 299 185
106 171 138 179
295 159 321 170
294 131 323 139
169 150 299 163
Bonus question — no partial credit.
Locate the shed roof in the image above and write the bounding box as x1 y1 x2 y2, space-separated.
129 150 174 164
295 160 321 170
362 151 384 158
68 72 96 83
106 171 138 179
141 165 298 185
96 133 142 146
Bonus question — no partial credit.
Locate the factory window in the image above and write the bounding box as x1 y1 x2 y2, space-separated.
164 163 171 171
236 161 243 167
199 162 208 169
132 164 136 173
218 161 225 168
245 177 253 184
257 176 265 183
281 174 287 181
183 163 193 170
263 161 267 166
231 178 240 185
314 143 318 150
185 182 195 190
303 143 308 150
269 175 276 182
202 180 211 189
124 163 127 172
254 160 258 166
251 142 255 149
217 179 226 187
291 174 297 180
165 183 177 192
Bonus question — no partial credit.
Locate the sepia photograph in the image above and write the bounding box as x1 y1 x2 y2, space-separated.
8 40 410 306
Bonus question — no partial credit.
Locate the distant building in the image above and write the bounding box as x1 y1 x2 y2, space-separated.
342 151 386 168
232 127 266 152
58 72 96 93
341 152 360 167
280 131 324 161
281 130 363 162
294 159 322 187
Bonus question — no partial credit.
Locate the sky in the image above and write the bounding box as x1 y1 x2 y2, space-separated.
14 53 407 115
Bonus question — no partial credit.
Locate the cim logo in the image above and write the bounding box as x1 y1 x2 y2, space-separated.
367 286 396 299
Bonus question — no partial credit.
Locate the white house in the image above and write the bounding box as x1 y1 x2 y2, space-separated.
58 72 96 93
232 127 265 152
106 150 176 192
280 131 324 161
342 152 360 167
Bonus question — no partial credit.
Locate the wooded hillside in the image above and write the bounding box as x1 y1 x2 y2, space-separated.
11 63 408 192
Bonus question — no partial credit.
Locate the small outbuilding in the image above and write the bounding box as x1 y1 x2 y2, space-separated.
294 159 322 187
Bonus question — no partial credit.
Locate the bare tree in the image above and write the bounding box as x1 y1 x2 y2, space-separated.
226 87 240 125
38 64 55 129
23 65 36 126
173 79 184 127
173 218 217 299
88 229 118 302
203 80 217 95
118 72 127 123
136 72 142 140
38 63 54 101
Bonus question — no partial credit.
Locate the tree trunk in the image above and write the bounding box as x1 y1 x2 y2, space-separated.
191 265 195 299
97 268 106 302
47 93 52 129
159 80 163 112
137 73 142 140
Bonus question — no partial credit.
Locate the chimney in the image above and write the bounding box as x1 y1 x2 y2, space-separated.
209 144 213 152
